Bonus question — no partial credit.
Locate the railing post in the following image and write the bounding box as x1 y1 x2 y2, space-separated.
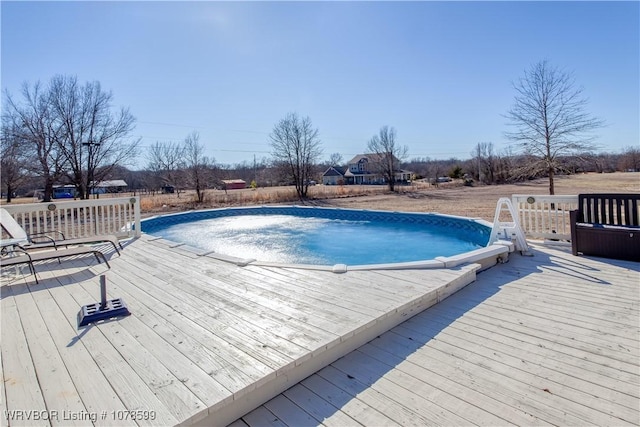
132 196 141 237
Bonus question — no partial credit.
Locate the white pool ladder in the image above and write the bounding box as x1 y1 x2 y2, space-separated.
489 197 531 255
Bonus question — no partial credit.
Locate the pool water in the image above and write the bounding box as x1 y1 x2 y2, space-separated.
151 212 486 266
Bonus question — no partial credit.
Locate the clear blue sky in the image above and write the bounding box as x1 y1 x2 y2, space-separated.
2 1 638 169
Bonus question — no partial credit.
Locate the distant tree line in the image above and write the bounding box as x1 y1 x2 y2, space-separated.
5 144 637 201
405 145 640 187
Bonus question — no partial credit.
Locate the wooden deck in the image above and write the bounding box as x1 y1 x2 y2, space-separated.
1 235 481 427
232 242 640 426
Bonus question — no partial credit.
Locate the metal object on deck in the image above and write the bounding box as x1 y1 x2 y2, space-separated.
78 275 131 327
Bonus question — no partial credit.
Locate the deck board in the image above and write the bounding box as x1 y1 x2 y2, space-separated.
1 286 48 427
237 243 640 426
299 374 399 427
355 342 545 426
395 321 639 412
408 311 639 387
8 284 88 427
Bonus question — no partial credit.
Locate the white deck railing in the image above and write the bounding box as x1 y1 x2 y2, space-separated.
1 197 141 239
512 195 578 241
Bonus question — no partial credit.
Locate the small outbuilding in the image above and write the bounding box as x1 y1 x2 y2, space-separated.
94 180 128 194
222 179 246 190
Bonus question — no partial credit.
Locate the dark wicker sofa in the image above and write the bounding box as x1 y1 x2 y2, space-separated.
570 193 640 262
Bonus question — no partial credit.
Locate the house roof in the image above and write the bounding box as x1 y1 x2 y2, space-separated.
346 170 378 177
222 179 246 185
347 154 372 164
95 180 128 187
347 153 398 165
322 166 346 177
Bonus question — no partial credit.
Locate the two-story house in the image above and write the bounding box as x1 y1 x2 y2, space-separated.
322 153 412 185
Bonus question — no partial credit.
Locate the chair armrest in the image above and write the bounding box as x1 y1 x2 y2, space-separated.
1 246 33 261
29 229 66 241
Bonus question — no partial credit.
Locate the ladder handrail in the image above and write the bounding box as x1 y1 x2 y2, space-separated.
490 197 530 254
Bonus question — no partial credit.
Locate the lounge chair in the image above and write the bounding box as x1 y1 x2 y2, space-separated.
1 246 110 284
0 208 122 255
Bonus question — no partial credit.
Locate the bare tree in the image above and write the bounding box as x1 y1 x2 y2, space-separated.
3 82 66 202
0 121 28 202
183 131 216 203
619 146 640 172
367 126 408 191
329 152 343 166
505 60 604 194
270 112 322 199
146 141 185 195
49 75 138 199
472 142 498 184
495 146 517 184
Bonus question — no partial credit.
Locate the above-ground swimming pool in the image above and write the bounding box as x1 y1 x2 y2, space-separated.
141 206 494 268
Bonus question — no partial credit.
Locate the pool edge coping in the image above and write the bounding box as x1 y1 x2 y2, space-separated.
141 205 509 272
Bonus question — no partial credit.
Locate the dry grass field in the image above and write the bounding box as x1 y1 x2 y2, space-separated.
316 172 640 221
4 172 638 222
